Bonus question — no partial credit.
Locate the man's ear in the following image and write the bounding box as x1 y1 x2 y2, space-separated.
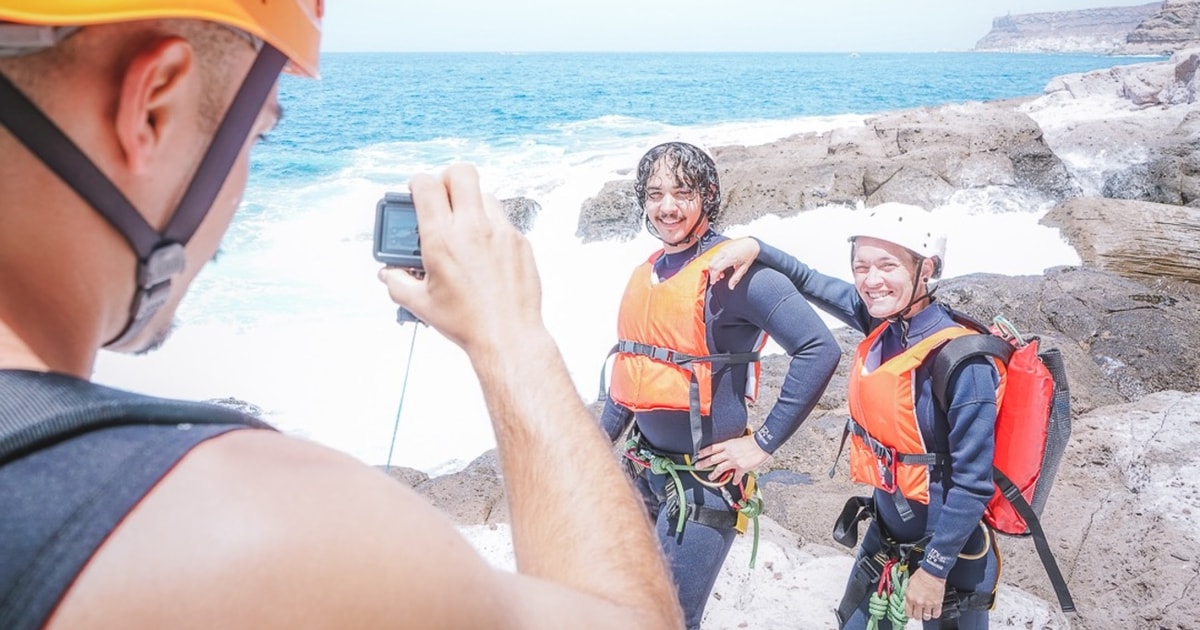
114 36 197 174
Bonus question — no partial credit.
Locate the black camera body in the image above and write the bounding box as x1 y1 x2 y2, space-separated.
373 192 422 269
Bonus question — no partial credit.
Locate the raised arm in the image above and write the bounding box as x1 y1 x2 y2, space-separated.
748 274 841 456
708 236 876 334
377 164 683 627
48 164 681 630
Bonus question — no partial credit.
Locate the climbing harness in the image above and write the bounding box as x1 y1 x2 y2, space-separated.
833 496 996 630
622 432 765 568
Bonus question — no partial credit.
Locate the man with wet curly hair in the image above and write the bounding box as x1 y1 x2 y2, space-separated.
633 141 724 240
600 141 841 628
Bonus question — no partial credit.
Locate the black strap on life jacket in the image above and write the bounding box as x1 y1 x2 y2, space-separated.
828 417 949 522
0 369 271 467
929 328 1076 614
598 341 759 457
930 334 1014 411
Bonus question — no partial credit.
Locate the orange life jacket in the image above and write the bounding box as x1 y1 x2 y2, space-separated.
609 241 764 418
846 323 1006 507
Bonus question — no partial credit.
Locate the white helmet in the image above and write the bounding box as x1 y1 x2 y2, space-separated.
848 202 946 278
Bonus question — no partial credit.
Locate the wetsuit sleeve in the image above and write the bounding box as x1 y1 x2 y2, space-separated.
919 358 999 579
752 238 877 335
599 397 634 444
736 266 841 454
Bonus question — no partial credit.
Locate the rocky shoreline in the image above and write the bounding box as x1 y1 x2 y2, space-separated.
386 50 1200 629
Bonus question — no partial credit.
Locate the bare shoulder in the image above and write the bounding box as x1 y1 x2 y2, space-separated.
47 429 509 628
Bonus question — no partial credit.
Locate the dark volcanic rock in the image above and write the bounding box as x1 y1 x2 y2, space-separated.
411 450 508 525
576 179 641 243
204 397 265 417
937 268 1200 404
575 101 1078 240
501 196 541 233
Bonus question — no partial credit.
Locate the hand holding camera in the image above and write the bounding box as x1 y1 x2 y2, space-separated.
375 164 544 354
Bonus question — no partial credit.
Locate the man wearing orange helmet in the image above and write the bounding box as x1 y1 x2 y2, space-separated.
0 3 681 629
709 204 1003 629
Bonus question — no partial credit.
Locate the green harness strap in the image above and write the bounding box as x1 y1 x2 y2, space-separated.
624 438 765 568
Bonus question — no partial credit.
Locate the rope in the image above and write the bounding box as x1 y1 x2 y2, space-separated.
740 492 764 568
623 440 765 568
384 323 420 471
866 559 911 629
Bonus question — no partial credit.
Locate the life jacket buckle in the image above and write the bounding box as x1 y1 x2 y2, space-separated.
876 446 898 493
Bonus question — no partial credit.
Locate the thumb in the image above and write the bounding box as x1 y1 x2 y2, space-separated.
378 266 428 315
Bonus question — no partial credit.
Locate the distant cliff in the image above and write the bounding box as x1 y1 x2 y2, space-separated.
1120 0 1200 54
974 2 1161 53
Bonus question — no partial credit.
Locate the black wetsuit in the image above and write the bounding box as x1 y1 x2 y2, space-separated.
601 229 840 629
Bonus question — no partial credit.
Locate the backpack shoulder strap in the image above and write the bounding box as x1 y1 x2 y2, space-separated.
0 369 272 467
930 333 1014 413
994 468 1077 612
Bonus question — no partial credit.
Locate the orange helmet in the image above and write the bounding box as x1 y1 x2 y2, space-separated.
0 0 322 77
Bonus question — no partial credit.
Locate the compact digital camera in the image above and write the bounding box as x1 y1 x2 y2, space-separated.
373 192 422 269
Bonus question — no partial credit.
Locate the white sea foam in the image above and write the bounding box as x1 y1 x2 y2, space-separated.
93 115 1083 474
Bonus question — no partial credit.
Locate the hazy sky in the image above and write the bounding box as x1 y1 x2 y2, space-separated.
322 1 1162 53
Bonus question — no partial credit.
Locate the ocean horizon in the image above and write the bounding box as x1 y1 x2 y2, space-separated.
93 51 1159 474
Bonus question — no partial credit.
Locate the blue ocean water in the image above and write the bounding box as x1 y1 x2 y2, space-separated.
262 52 1152 179
94 52 1155 473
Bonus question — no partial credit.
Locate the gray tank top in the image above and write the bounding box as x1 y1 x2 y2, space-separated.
0 422 248 629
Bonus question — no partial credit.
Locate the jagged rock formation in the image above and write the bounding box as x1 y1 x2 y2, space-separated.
576 103 1078 243
1042 197 1200 287
974 3 1162 53
1119 0 1200 54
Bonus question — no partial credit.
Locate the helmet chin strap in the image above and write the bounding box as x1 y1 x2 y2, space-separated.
882 256 938 347
0 45 286 349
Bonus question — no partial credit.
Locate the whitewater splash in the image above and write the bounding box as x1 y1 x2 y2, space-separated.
94 112 1090 475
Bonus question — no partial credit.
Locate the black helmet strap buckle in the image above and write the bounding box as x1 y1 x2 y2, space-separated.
0 43 287 348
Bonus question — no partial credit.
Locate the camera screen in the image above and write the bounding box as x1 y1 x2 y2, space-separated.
382 205 419 255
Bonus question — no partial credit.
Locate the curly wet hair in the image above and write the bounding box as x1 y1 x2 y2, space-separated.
634 142 722 224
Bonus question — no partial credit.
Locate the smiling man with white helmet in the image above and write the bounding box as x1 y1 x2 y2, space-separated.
0 3 680 629
709 204 1004 629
